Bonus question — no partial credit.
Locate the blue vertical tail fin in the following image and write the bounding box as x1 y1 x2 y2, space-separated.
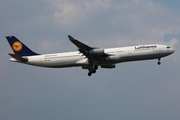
6 36 39 56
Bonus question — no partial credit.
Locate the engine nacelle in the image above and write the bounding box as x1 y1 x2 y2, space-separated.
89 48 104 56
101 64 115 68
105 55 120 62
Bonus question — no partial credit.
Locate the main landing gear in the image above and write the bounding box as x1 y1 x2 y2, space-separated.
157 58 161 65
88 65 98 76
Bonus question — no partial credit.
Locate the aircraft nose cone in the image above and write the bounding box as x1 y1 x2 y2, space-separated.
171 48 175 54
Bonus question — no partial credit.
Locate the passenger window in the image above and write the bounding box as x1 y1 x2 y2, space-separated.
167 47 170 48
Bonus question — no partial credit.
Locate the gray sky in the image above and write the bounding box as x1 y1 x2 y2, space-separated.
0 0 180 120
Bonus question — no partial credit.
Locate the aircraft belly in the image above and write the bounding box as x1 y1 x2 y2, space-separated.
76 59 89 65
124 55 156 61
43 56 85 68
123 52 168 62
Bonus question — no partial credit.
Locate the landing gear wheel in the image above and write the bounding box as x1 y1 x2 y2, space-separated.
89 67 96 73
158 61 161 65
88 72 92 76
92 70 96 73
95 65 98 70
157 58 161 65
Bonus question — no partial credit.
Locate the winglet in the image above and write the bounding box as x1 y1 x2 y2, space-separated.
6 36 39 56
68 35 76 42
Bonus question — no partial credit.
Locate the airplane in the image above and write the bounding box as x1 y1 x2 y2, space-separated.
6 35 175 76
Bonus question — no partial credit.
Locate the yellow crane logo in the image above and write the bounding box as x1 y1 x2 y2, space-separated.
12 41 22 52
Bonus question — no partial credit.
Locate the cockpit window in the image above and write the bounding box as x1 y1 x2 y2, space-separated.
167 47 171 48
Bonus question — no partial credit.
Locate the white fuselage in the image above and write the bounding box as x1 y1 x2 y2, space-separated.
10 44 175 68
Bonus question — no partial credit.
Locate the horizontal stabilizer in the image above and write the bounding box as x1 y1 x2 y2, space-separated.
8 53 28 62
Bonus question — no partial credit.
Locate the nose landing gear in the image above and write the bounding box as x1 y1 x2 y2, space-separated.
157 58 161 65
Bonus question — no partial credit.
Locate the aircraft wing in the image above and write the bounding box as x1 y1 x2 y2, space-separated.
68 35 116 76
68 35 95 59
68 35 93 50
68 35 104 64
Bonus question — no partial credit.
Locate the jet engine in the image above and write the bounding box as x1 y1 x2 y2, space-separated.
89 48 104 56
101 64 115 68
105 55 120 62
